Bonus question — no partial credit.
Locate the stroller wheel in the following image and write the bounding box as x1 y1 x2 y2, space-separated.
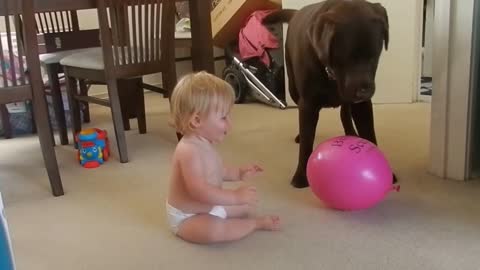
223 66 247 104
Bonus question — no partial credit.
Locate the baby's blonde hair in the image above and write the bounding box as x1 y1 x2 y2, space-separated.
170 71 235 135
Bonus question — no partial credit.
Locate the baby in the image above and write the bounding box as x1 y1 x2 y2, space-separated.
166 71 280 244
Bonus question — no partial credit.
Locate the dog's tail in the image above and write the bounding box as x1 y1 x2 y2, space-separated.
263 9 297 24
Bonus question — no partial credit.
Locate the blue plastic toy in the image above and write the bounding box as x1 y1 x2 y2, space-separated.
0 193 15 270
75 128 110 168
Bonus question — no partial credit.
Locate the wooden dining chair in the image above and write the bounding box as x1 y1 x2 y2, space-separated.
0 26 34 139
33 10 101 145
60 0 177 163
0 0 64 196
2 11 101 143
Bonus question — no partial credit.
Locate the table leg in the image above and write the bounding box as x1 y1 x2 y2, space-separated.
189 0 215 73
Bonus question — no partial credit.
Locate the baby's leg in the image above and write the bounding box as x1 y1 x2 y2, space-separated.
177 214 280 244
224 204 255 218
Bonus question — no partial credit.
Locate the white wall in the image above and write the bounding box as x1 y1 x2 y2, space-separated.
77 9 99 30
282 0 423 104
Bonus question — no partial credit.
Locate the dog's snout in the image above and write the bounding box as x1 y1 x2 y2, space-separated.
355 87 372 100
354 81 375 100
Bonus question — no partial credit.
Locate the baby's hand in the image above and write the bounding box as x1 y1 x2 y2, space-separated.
235 186 258 205
239 164 264 181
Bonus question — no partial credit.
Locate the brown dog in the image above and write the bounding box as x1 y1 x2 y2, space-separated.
264 0 395 188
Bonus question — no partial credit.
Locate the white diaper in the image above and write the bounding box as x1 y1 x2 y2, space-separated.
166 202 227 234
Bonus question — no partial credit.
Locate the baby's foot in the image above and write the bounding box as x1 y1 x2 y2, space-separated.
256 215 281 231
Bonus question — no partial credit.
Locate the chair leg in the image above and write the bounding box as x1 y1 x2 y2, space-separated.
64 69 82 148
31 105 37 134
163 66 180 141
118 80 131 131
0 105 12 139
162 70 177 99
30 84 64 197
121 102 131 131
79 79 90 123
107 79 128 163
46 64 68 145
136 78 146 134
43 99 56 146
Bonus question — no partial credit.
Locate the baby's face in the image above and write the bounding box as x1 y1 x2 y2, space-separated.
197 108 232 144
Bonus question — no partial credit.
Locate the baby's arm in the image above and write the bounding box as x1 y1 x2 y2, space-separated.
177 145 256 206
223 166 240 181
224 164 263 181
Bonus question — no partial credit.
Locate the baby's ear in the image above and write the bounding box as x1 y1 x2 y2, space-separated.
189 113 202 129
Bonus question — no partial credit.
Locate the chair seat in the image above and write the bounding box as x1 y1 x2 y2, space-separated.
61 32 190 70
60 47 104 70
60 46 159 70
40 48 100 65
175 31 191 39
174 31 191 49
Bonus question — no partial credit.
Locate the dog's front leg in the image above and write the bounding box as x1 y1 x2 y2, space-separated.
351 100 377 144
351 100 397 183
340 104 357 136
291 101 320 188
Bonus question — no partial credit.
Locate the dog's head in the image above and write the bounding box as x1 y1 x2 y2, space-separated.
308 1 389 103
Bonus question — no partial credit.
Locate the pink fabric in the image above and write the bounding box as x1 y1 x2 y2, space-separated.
238 10 279 67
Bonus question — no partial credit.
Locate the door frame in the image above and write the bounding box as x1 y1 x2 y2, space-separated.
429 0 478 180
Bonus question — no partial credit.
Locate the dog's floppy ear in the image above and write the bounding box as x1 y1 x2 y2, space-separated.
371 3 389 50
307 12 336 67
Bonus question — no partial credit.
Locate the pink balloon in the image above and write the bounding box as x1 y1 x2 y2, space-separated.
307 136 398 211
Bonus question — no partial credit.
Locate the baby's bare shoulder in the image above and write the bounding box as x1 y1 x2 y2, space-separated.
174 140 202 161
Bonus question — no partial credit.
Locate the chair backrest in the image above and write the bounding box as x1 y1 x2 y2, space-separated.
0 0 43 104
34 10 80 34
33 10 100 54
96 0 176 78
0 0 29 90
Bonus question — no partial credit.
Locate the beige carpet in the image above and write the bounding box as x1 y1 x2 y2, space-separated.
1 93 480 270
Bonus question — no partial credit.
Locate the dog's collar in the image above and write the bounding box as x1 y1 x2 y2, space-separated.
325 66 336 81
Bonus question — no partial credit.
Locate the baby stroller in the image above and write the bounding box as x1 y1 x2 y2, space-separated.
222 14 287 109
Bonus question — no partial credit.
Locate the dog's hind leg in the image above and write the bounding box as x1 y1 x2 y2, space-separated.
292 78 301 144
285 47 300 106
284 50 303 144
291 100 321 188
340 104 357 136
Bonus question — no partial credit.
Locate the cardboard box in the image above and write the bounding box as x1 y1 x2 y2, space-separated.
211 0 281 48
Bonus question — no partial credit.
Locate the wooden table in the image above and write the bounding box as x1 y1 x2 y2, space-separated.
33 0 215 74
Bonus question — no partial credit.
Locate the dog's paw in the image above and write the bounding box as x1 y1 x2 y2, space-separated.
393 173 398 184
294 134 300 144
291 171 309 188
